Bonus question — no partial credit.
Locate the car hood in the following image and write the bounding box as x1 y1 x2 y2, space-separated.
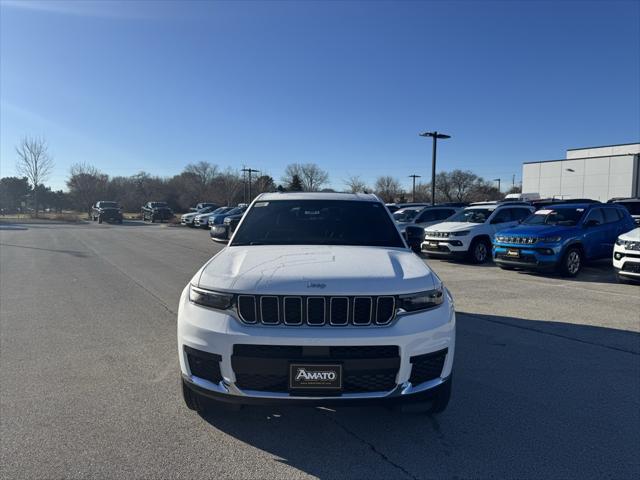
619 227 640 241
196 245 436 295
182 212 198 219
426 222 480 233
496 224 577 237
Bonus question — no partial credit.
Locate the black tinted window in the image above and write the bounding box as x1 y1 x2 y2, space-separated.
491 209 512 224
602 208 621 223
231 200 404 247
512 208 531 221
584 208 605 225
435 209 455 220
615 201 640 215
416 210 438 222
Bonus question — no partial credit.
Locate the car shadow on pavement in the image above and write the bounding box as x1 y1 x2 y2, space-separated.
0 242 90 258
197 312 640 479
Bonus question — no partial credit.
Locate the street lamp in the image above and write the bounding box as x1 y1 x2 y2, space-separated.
419 131 451 205
408 174 421 202
241 168 260 202
493 178 501 192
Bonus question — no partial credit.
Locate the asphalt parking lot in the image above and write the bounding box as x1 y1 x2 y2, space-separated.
1 220 639 479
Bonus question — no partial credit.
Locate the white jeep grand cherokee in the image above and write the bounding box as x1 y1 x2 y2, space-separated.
178 193 455 413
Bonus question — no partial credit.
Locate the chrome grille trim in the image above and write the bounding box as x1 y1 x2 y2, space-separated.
352 297 373 325
306 297 326 326
375 296 396 325
237 295 257 324
259 296 280 325
329 297 350 326
283 296 303 325
234 295 398 327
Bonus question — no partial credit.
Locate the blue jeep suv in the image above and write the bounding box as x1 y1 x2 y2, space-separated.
493 203 635 276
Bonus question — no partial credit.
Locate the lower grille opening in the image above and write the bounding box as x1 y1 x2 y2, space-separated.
409 349 447 385
185 346 223 384
232 344 399 394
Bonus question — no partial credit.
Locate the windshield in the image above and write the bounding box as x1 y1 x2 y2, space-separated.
393 208 422 222
231 200 405 247
447 208 494 224
197 206 216 214
224 206 246 216
523 208 585 226
99 202 119 208
212 207 230 214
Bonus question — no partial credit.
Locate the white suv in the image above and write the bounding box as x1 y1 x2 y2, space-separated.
178 193 455 413
613 227 640 283
422 202 534 263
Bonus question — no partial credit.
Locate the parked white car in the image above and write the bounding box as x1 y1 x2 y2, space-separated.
422 202 534 263
181 206 220 227
613 227 640 283
178 193 455 414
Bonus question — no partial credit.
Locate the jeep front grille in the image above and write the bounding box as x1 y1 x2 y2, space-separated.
236 295 396 326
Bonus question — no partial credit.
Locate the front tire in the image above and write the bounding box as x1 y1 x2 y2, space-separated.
469 238 490 264
559 247 583 277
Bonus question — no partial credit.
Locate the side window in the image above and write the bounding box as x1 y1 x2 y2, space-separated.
416 210 436 223
602 208 620 224
584 208 605 226
491 208 512 224
436 209 455 220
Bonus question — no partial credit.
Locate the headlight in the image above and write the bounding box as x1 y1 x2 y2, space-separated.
189 285 233 310
397 287 444 313
616 238 626 246
451 230 470 237
542 236 562 243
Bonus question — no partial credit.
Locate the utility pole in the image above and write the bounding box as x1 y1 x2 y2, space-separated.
419 131 451 205
241 168 260 202
512 174 515 189
408 174 421 202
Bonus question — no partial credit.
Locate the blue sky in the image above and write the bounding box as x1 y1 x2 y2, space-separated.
1 0 639 192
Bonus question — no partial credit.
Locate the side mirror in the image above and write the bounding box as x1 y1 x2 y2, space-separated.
210 224 230 244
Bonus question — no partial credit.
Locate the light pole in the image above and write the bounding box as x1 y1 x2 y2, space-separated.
241 168 260 202
493 178 501 192
408 174 421 202
419 131 451 205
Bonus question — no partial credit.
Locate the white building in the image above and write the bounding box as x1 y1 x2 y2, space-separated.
522 143 639 201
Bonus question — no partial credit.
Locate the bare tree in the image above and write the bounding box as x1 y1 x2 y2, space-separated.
344 175 369 193
184 161 218 200
211 169 243 206
282 163 329 191
374 176 404 203
67 163 109 215
15 136 54 216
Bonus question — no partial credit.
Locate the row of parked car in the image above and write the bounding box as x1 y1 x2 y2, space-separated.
391 197 639 282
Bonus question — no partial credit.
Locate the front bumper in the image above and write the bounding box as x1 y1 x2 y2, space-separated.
493 244 562 271
613 246 640 278
177 285 456 405
421 235 472 257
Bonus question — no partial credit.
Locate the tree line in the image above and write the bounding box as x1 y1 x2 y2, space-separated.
1 136 518 215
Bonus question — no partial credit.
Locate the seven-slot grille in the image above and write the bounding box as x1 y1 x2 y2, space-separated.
495 235 537 245
237 295 395 326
